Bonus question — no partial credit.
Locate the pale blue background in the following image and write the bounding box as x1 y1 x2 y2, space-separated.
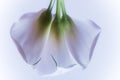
0 0 120 80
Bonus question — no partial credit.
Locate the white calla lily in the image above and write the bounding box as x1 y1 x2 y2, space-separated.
10 0 101 75
66 19 101 68
11 9 50 65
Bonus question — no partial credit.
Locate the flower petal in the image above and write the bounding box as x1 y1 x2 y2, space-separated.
48 34 76 68
10 9 50 65
33 51 57 75
66 19 101 68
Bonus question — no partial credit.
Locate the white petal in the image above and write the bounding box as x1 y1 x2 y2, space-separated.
33 30 76 75
33 52 57 75
49 35 75 68
48 34 76 68
66 19 101 68
10 9 48 65
32 34 58 75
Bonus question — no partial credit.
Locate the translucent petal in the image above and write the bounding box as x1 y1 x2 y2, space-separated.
33 32 76 74
10 9 49 65
33 52 57 75
32 22 76 75
66 19 101 68
49 34 76 68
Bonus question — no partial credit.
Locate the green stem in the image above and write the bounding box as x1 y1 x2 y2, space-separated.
55 0 67 20
61 0 67 17
56 0 61 20
47 0 55 12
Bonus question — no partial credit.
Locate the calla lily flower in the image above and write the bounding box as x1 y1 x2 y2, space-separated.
10 0 101 75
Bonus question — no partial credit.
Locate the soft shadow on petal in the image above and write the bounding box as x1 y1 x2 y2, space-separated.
66 19 101 68
10 9 49 65
45 33 76 68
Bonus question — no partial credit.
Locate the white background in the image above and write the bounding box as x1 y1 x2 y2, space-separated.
0 0 120 80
